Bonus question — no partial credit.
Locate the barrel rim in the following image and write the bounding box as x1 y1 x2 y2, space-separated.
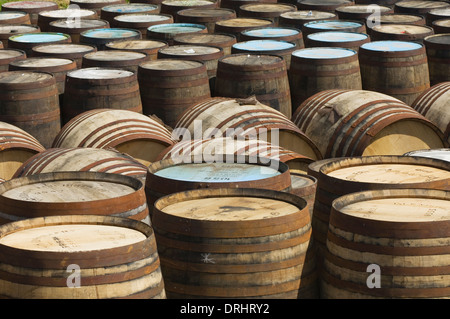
0 70 56 89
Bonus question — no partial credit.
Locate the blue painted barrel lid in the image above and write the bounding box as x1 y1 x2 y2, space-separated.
102 3 158 13
9 32 70 43
305 20 363 30
293 47 357 59
154 163 281 183
242 27 300 38
81 28 140 39
147 23 206 34
360 40 422 52
233 39 296 51
307 31 368 42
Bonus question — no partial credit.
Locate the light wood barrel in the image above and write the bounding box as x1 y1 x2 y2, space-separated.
37 8 98 32
411 82 450 145
214 54 292 118
291 89 446 159
48 19 110 44
240 27 304 48
105 39 168 59
0 11 31 25
278 10 337 30
31 43 97 68
52 108 176 166
0 171 150 225
313 156 450 265
80 27 142 50
305 31 370 51
69 0 126 16
0 49 27 73
172 33 237 56
81 50 149 73
432 18 450 34
100 3 159 25
152 187 318 298
369 24 434 43
358 40 430 105
0 214 165 299
138 59 211 128
174 97 322 160
0 71 61 149
238 3 297 26
427 8 450 26
155 137 315 173
302 20 367 37
176 8 236 33
322 188 450 299
1 1 59 25
287 171 317 218
146 23 208 45
336 4 393 23
8 32 72 57
369 13 426 28
0 121 46 181
0 24 40 49
160 0 218 18
394 0 450 15
219 0 276 13
111 13 174 36
297 0 355 13
13 147 148 183
62 67 143 124
214 17 274 40
404 148 450 163
423 34 450 85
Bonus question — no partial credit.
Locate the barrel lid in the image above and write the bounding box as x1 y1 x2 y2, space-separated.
2 1 59 9
280 10 337 20
106 39 167 50
233 39 296 51
371 23 434 34
0 70 54 84
376 13 425 24
395 0 450 10
39 8 96 18
177 7 235 17
404 148 450 162
81 28 141 39
0 11 28 20
0 49 26 59
434 19 450 27
10 57 75 67
428 7 450 16
360 40 423 52
242 27 300 38
307 31 369 42
114 13 172 23
336 4 391 13
220 53 283 66
304 20 363 30
8 32 70 43
240 3 297 12
0 24 39 34
84 50 147 61
32 43 97 53
174 32 236 44
68 67 134 79
215 17 273 27
50 18 109 29
424 33 450 46
162 0 215 6
102 3 158 13
159 44 222 55
147 23 207 34
139 59 205 72
292 47 357 59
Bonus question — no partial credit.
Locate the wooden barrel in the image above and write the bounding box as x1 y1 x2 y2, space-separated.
394 0 450 15
369 24 434 43
404 148 450 163
138 59 211 128
336 4 393 23
152 187 317 299
240 26 304 48
48 19 110 44
0 24 40 49
81 50 149 72
37 8 98 32
278 10 338 30
432 18 450 34
354 0 398 5
146 23 208 45
306 31 369 53
231 39 298 69
0 214 165 299
31 43 97 68
369 13 426 27
411 81 450 145
111 13 174 36
214 54 292 118
8 32 72 57
288 171 317 218
173 33 237 56
0 171 150 224
105 39 168 59
160 0 217 18
0 11 31 25
52 108 176 166
174 97 323 160
100 3 159 25
291 89 447 159
219 0 276 12
297 0 355 13
0 71 61 149
288 48 362 112
359 40 430 105
13 147 148 183
302 20 367 37
0 49 27 73
176 8 236 33
69 0 126 16
313 156 450 264
80 28 142 50
1 1 59 25
427 7 450 26
62 67 143 124
423 34 450 85
322 188 450 299
155 136 315 174
238 3 297 26
0 121 46 181
214 17 274 40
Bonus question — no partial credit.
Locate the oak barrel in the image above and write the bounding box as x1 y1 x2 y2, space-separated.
0 11 31 25
146 23 208 45
394 0 450 15
219 0 276 12
100 3 159 25
238 3 297 26
81 50 149 72
305 31 370 51
48 18 110 44
432 18 450 34
152 187 317 299
0 214 165 298
105 39 168 59
80 27 142 50
214 17 274 40
111 13 174 36
427 8 450 26
369 24 434 43
37 8 98 32
175 8 236 33
0 49 27 73
8 32 72 57
302 20 367 37
52 108 176 166
291 89 446 159
297 0 355 13
287 171 317 218
1 1 59 25
335 4 393 23
62 67 143 124
172 33 237 56
423 34 450 85
240 27 304 48
31 43 97 68
322 188 450 299
368 13 426 28
0 24 40 49
69 0 126 16
160 0 217 18
278 10 337 30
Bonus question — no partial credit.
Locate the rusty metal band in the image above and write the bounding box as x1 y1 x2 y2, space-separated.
16 148 75 176
0 87 59 100
290 66 360 77
370 83 430 95
216 68 287 80
143 94 211 105
139 77 209 89
359 56 428 67
65 83 140 96
0 108 60 123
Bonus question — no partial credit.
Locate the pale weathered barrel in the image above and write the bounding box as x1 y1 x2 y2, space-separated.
105 39 168 59
0 71 61 149
238 3 297 26
0 24 40 48
138 59 211 128
302 20 367 37
172 33 237 56
359 40 430 105
1 1 59 25
62 67 143 124
31 43 97 68
174 97 322 160
287 171 317 218
335 4 393 23
214 54 292 118
214 17 274 40
411 81 450 145
37 8 98 32
305 31 370 51
368 13 426 28
146 23 208 45
427 7 450 26
160 0 217 18
69 0 126 16
80 28 142 50
81 50 149 73
0 171 150 225
0 214 165 299
13 147 148 183
291 90 447 159
220 0 276 12
394 0 450 16
152 187 317 299
100 3 159 25
278 10 337 30
297 0 355 13
0 49 27 73
322 188 450 299
0 121 45 181
176 8 236 33
52 108 176 166
0 11 31 25
111 13 174 36
8 32 72 57
48 19 110 44
369 24 434 43
433 18 450 34
423 34 450 85
240 27 304 48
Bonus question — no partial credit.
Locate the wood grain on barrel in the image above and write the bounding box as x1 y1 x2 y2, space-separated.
31 43 97 68
176 8 237 33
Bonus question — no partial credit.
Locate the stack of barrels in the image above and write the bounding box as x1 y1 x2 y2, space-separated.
0 0 448 300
